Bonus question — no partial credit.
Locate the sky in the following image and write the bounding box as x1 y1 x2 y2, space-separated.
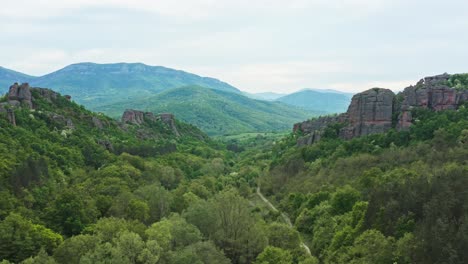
1 0 468 93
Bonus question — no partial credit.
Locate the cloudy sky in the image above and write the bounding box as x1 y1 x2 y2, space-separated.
1 0 467 93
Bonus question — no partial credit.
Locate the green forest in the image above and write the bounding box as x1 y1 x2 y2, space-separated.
0 85 467 264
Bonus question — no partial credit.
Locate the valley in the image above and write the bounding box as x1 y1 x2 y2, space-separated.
0 72 466 263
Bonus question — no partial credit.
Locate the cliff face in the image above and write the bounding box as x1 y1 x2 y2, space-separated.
397 73 468 130
343 88 394 139
121 109 180 137
295 74 468 146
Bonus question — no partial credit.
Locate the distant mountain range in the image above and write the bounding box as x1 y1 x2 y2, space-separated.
0 66 35 89
96 85 320 135
276 89 353 113
0 63 350 134
0 63 240 108
244 92 286 101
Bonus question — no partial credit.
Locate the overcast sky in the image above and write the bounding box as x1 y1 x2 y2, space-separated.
1 0 467 93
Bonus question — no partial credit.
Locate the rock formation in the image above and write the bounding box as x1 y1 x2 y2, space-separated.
7 83 32 108
159 113 180 137
121 109 180 137
33 88 59 103
7 109 16 126
295 74 467 146
397 73 468 130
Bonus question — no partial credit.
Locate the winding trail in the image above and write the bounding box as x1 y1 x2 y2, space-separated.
256 187 311 256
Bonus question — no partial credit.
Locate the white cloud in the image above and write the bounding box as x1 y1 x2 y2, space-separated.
1 0 467 94
185 61 357 93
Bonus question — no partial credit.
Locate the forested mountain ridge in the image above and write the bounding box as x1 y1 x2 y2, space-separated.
0 72 467 264
97 85 321 136
0 82 318 264
0 63 241 109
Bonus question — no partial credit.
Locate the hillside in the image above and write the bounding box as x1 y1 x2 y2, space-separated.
249 73 468 264
0 67 35 90
1 73 467 264
276 89 353 113
0 63 240 109
244 92 286 101
97 85 321 135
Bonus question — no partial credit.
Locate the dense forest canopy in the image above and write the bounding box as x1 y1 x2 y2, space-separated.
0 79 467 264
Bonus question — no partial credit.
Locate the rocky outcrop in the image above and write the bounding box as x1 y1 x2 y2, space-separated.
159 113 180 137
32 88 59 103
294 114 347 145
121 109 180 137
344 88 394 139
7 109 16 126
2 83 62 110
397 74 468 130
121 109 156 125
91 116 104 129
295 73 467 146
7 83 32 108
97 139 114 152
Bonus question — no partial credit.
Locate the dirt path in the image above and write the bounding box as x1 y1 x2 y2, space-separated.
256 187 312 256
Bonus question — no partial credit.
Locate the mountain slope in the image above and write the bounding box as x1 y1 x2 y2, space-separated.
0 63 241 108
97 85 321 135
276 89 353 113
0 66 36 90
244 92 286 101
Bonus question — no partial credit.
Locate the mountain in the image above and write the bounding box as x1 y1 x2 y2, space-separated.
0 66 36 89
0 63 241 108
244 92 286 101
96 85 321 136
276 89 353 113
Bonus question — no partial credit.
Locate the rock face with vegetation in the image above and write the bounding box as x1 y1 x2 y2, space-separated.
122 109 180 137
295 73 468 145
397 73 468 130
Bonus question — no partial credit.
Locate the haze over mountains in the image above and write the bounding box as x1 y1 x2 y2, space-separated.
276 89 353 113
0 62 351 135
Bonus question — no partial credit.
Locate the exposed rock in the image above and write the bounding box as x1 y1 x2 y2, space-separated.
97 139 114 152
294 114 346 134
66 118 74 129
158 113 180 137
294 73 467 146
294 88 394 146
8 83 32 108
121 109 181 137
65 95 72 101
92 116 104 129
294 114 347 146
31 88 59 103
344 88 394 138
397 74 468 130
7 109 16 126
122 109 146 125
